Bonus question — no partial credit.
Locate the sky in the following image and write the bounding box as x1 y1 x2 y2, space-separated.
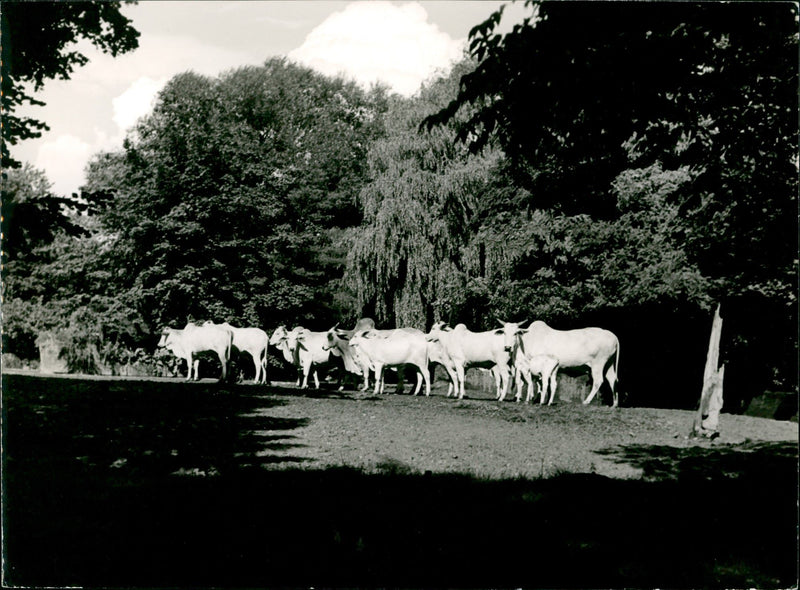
12 1 531 197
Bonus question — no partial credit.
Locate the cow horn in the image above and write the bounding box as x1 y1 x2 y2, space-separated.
519 319 529 328
496 316 507 327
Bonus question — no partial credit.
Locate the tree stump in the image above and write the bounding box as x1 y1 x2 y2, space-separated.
692 304 724 438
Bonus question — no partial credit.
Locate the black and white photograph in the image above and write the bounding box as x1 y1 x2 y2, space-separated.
2 1 798 587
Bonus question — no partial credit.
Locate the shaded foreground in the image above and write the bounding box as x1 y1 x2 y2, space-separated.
3 373 797 588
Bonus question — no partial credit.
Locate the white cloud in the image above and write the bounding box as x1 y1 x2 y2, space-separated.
14 32 259 197
289 1 464 96
35 135 94 197
112 76 167 131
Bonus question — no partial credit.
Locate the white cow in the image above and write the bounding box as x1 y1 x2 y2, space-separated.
349 328 430 396
499 320 620 407
269 325 303 385
512 347 560 405
323 319 376 391
425 322 511 400
205 321 269 384
158 322 233 381
286 327 340 389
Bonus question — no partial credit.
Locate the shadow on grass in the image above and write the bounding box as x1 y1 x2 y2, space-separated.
3 374 797 589
594 439 798 482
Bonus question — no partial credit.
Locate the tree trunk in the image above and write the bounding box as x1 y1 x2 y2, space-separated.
692 304 724 438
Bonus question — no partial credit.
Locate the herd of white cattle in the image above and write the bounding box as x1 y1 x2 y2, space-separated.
158 317 620 407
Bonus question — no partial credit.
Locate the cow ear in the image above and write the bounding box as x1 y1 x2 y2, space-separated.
426 334 439 342
494 328 504 335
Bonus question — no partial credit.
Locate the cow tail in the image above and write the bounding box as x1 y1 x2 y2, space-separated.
615 336 620 379
261 343 269 384
225 331 234 379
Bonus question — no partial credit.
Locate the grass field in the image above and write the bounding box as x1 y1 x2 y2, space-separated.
3 371 797 588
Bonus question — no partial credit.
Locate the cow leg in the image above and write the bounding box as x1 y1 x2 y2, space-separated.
217 350 228 382
419 364 431 396
313 369 320 389
251 352 262 384
605 363 618 407
515 369 531 403
523 371 533 403
445 366 458 398
456 365 467 399
185 355 193 380
192 359 201 381
261 351 269 385
299 361 311 389
498 369 507 401
548 371 558 405
497 367 509 401
253 352 261 384
583 364 604 405
535 375 542 404
412 370 423 396
373 363 384 396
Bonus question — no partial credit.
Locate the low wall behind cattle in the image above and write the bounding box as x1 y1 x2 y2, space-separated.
462 369 597 404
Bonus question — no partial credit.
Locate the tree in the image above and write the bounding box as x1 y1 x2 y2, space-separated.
0 164 104 266
425 1 798 402
1 1 139 168
344 58 510 328
88 59 387 334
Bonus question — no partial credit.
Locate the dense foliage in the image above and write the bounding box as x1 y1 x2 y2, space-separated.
85 59 387 334
4 3 796 408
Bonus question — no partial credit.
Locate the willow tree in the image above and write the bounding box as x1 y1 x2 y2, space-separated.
344 59 504 328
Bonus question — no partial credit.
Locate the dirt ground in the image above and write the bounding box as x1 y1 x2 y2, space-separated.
4 371 798 588
7 370 797 480
241 380 798 479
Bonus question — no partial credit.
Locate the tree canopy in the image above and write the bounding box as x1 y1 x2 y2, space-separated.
87 59 388 334
1 1 140 168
